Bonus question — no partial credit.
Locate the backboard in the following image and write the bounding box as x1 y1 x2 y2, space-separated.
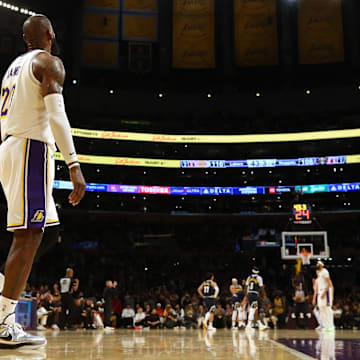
281 231 329 260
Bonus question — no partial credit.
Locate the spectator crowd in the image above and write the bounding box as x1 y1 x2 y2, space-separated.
31 268 360 331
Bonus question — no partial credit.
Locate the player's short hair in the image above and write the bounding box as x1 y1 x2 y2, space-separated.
206 272 215 280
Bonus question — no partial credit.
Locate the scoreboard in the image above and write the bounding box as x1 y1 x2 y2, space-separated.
292 203 312 225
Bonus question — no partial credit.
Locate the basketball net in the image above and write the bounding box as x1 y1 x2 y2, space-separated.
299 249 311 265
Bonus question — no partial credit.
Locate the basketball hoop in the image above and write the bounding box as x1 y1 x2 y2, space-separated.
300 249 312 265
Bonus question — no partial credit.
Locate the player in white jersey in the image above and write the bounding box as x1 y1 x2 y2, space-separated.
313 270 323 330
0 15 86 348
312 261 335 331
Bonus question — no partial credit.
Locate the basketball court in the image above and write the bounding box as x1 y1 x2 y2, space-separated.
0 329 358 359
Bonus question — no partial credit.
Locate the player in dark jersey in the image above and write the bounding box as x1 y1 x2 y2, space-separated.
230 278 246 329
244 267 267 330
197 273 219 331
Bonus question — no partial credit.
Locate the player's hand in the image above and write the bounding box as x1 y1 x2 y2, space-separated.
321 292 326 299
69 165 86 206
312 298 316 306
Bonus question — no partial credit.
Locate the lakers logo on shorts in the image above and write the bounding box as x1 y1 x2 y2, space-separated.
31 210 45 223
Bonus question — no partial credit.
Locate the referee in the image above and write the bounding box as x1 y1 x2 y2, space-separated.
59 267 79 329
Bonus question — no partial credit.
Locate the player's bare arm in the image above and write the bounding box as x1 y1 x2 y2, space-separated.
312 280 318 306
321 277 332 299
212 281 219 298
32 52 86 206
197 284 205 299
230 285 236 295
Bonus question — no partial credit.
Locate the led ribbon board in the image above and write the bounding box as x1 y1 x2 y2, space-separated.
53 181 360 195
55 153 358 168
70 127 360 143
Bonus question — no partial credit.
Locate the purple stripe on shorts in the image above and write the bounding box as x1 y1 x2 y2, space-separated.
27 140 46 229
326 291 330 306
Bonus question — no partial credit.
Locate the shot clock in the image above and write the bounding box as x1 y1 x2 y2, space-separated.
292 203 312 224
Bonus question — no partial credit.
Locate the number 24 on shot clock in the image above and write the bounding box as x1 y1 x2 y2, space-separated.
292 203 312 224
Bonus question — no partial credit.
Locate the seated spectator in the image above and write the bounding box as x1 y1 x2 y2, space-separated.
164 305 178 329
260 294 274 328
72 298 85 328
341 304 354 329
82 298 95 329
92 303 104 329
174 304 185 327
271 310 280 329
224 303 232 329
155 303 164 317
333 303 343 329
122 304 135 328
155 303 165 326
36 293 62 330
184 304 197 329
273 294 286 328
37 299 49 331
146 309 161 329
144 303 152 317
134 307 146 328
214 303 225 329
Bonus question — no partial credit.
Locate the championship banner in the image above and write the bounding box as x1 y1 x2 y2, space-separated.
85 0 120 10
234 0 278 67
172 0 215 69
173 0 214 15
83 40 119 68
123 0 157 12
69 127 360 143
298 0 344 64
122 14 158 41
84 12 119 39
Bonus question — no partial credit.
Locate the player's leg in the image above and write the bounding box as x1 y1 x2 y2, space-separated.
247 294 266 330
317 292 328 329
313 305 323 330
1 229 42 309
239 304 247 328
324 289 335 331
0 233 46 347
207 306 216 330
203 299 216 330
231 297 238 329
232 308 238 329
0 226 60 293
246 295 255 329
0 138 51 348
203 299 210 329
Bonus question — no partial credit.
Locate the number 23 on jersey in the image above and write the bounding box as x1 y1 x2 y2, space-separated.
1 85 16 119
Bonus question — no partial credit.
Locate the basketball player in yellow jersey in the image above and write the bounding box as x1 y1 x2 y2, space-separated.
0 15 86 348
